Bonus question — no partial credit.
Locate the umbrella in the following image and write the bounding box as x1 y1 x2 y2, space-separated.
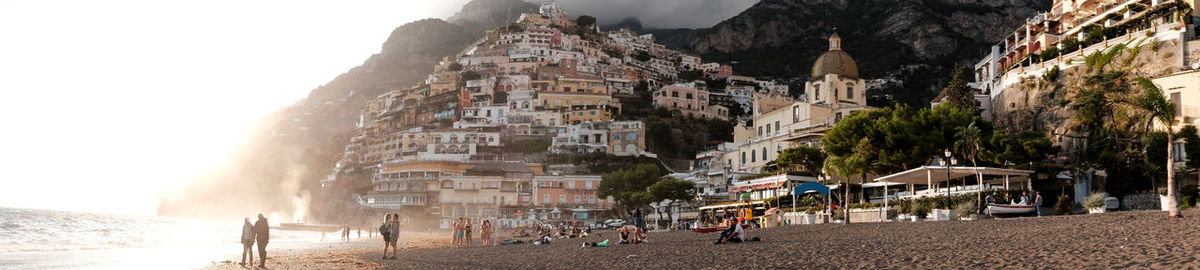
549 209 562 214
513 211 524 216
740 193 751 199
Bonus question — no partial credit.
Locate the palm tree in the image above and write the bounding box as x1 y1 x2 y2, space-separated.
955 122 983 214
823 138 874 224
1136 77 1181 218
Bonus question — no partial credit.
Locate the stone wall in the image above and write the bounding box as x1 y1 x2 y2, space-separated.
1120 193 1162 210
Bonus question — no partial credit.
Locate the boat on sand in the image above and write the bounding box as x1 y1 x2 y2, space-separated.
986 204 1036 215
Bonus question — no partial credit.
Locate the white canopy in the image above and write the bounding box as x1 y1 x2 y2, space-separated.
873 166 1033 185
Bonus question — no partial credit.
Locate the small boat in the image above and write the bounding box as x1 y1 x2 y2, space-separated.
986 204 1037 215
690 223 751 233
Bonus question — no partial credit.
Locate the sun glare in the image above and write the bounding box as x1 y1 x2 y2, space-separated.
0 0 465 215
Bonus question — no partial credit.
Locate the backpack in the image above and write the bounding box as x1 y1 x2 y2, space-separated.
379 223 391 238
242 225 254 242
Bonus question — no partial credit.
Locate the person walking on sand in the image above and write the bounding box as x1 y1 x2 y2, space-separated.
388 213 400 259
631 208 644 230
1034 191 1044 216
381 214 393 259
253 213 270 268
240 218 255 266
480 220 492 246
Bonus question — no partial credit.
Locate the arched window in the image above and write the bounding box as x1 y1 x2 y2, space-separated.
762 147 767 160
846 83 854 99
436 145 446 153
613 145 623 152
626 144 636 152
614 133 623 140
751 149 757 162
450 135 459 143
627 133 637 140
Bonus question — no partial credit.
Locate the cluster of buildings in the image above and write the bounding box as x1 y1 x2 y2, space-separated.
672 33 874 205
967 0 1200 203
322 2 808 227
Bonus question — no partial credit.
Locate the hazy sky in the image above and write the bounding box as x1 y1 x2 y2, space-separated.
0 0 752 215
0 0 477 215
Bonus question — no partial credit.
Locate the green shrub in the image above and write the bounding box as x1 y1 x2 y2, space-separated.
1083 193 1107 209
1181 185 1199 207
955 201 977 217
912 204 928 219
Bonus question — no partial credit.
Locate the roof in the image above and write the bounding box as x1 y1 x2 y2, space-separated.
873 166 1033 185
810 33 858 80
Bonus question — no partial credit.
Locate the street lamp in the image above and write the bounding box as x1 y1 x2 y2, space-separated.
944 149 957 211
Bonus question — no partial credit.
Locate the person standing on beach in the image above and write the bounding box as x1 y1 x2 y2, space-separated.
465 218 473 247
1034 191 1044 216
381 213 393 259
388 213 400 259
240 218 255 266
631 208 644 230
253 213 270 268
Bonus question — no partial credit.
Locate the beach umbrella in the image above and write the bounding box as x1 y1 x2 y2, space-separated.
549 209 561 214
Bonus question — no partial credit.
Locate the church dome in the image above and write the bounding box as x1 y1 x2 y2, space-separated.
810 33 859 80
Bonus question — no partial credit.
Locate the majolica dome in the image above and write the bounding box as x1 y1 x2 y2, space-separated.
810 33 859 80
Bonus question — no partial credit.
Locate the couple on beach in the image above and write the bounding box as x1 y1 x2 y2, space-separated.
380 213 400 259
240 214 270 268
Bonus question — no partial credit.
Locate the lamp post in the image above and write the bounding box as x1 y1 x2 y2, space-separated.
944 149 956 211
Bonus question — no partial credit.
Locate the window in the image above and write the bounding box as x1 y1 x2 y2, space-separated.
846 85 854 99
758 127 762 137
686 93 693 99
627 133 636 140
766 125 771 134
751 150 757 162
568 181 576 189
574 195 582 204
741 152 746 164
762 147 767 160
1172 93 1182 114
559 195 567 203
563 87 572 92
586 181 593 189
543 195 550 204
774 121 780 134
1175 142 1186 162
614 133 622 140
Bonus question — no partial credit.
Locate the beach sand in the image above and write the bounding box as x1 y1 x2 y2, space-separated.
205 209 1200 269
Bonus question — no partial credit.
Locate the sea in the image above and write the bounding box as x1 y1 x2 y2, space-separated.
0 207 326 270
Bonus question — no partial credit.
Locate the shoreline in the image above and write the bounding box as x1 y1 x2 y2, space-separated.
205 209 1200 269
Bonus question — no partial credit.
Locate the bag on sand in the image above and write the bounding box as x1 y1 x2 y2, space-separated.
379 223 391 238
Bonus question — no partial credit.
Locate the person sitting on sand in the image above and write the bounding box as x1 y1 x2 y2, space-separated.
240 218 255 266
715 218 743 244
617 227 630 244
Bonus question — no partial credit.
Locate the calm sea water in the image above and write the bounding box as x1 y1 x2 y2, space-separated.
0 208 324 269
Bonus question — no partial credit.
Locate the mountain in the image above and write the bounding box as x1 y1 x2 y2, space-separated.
157 0 537 220
652 0 1050 106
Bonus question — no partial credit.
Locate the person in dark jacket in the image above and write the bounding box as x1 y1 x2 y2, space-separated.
253 213 270 268
240 218 255 266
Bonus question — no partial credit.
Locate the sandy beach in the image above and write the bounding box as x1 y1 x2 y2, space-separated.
203 209 1200 269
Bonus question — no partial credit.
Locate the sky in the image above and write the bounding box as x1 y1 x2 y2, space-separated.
0 0 752 216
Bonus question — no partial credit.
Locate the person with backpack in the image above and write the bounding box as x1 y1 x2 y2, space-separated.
380 213 393 259
253 213 270 268
388 212 400 258
240 217 255 266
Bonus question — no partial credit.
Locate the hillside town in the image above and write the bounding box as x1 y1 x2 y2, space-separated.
318 0 1200 231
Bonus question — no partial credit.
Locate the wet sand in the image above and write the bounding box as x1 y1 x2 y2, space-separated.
207 209 1200 269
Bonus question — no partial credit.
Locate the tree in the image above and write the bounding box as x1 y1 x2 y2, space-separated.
955 122 984 213
942 65 980 112
575 15 597 29
824 137 875 224
598 163 664 215
648 178 695 227
1135 77 1181 218
776 146 826 177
